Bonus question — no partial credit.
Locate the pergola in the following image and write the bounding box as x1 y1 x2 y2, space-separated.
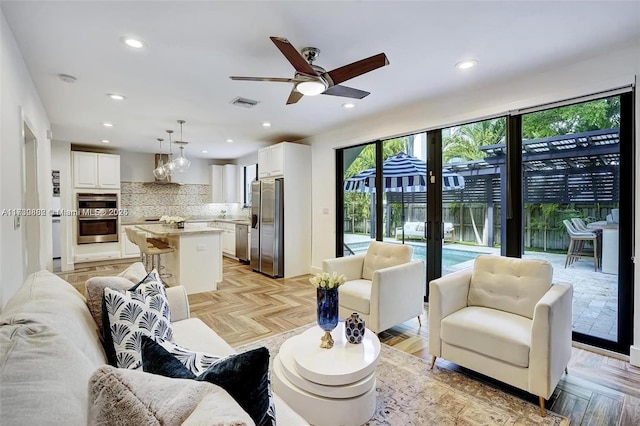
387 128 620 246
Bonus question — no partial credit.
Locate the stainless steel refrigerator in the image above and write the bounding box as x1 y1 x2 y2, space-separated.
250 178 284 278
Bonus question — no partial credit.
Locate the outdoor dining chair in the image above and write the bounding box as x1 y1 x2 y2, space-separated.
571 217 589 232
563 219 599 271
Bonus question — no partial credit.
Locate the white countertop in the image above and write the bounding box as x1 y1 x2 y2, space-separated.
136 223 224 236
122 216 250 226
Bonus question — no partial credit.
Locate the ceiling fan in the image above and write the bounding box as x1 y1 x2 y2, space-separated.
230 36 389 105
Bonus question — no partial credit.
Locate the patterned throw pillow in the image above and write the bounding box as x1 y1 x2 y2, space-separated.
141 337 276 426
102 271 173 369
151 336 220 376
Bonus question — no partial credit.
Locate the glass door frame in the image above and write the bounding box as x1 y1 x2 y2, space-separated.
335 90 633 353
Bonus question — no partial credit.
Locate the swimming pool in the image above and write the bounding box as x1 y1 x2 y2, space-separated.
346 241 483 268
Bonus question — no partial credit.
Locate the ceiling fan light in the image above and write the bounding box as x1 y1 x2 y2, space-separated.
296 81 326 96
455 59 477 70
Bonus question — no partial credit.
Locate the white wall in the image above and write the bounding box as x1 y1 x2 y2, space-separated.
119 150 210 184
1 10 52 308
305 43 639 360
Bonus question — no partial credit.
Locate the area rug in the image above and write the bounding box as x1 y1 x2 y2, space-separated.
237 324 570 426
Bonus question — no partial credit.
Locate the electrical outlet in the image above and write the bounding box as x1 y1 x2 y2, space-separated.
196 244 206 251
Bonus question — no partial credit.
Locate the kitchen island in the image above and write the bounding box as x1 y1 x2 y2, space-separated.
136 223 223 294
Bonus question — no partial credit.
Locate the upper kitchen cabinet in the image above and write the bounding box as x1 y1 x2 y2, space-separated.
257 143 284 178
72 152 120 189
210 164 239 203
257 142 307 179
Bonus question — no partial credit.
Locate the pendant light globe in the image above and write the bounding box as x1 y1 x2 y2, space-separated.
163 130 176 176
174 119 191 173
153 138 168 180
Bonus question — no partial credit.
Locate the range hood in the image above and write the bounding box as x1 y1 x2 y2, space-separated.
145 154 183 185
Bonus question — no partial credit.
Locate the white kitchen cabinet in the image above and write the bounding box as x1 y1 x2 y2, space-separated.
120 225 141 258
257 142 306 179
258 144 284 178
97 154 120 188
210 164 239 203
212 221 236 256
269 144 284 176
73 152 120 189
210 165 224 203
224 164 239 203
257 148 271 178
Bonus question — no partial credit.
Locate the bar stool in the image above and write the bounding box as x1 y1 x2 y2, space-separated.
132 230 175 281
125 227 148 265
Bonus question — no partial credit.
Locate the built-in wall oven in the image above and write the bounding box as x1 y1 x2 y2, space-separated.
77 193 119 244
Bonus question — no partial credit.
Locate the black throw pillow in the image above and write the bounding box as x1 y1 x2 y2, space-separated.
141 336 276 426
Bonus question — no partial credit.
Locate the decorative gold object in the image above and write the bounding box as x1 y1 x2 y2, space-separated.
320 331 334 349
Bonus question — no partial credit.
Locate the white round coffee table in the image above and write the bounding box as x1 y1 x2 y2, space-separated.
272 322 380 426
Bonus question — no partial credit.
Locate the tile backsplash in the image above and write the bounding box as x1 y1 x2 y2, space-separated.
121 182 242 218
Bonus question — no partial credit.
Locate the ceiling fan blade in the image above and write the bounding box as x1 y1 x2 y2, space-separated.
322 85 370 99
270 36 317 75
325 53 389 85
230 76 295 83
286 88 304 105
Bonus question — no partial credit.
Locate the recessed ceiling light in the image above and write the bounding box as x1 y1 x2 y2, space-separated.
58 73 77 83
102 122 114 127
342 102 355 109
455 59 477 70
226 139 234 143
201 150 208 154
121 37 145 49
107 93 126 100
261 122 271 128
100 139 110 144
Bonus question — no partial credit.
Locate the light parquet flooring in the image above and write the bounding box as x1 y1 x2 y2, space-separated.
62 257 640 425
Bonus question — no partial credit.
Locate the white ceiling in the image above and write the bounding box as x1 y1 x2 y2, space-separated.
2 1 639 160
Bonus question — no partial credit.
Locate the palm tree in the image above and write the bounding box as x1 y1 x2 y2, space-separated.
443 119 506 163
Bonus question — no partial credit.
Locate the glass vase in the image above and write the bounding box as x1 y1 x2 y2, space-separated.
316 287 339 348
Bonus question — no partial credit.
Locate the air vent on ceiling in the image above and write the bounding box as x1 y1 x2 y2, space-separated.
230 96 260 108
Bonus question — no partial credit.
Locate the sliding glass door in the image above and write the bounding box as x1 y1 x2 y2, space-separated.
335 91 633 353
439 118 506 279
341 142 378 256
520 94 633 352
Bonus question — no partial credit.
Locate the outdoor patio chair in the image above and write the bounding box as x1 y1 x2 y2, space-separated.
562 219 599 271
571 217 589 232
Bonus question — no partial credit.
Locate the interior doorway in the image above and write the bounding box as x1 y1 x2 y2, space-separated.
22 121 40 276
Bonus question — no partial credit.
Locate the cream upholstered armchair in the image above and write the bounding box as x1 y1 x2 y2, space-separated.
323 241 424 333
428 255 573 416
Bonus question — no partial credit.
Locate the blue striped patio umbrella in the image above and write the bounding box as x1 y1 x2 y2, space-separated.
344 152 464 241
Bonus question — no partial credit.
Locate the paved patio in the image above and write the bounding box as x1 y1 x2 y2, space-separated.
344 234 619 342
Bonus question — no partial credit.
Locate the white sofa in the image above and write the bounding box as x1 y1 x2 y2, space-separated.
428 255 573 416
395 221 455 240
0 264 307 425
323 241 425 333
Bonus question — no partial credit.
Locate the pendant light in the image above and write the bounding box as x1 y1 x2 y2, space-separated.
152 138 168 180
173 119 191 172
163 129 176 176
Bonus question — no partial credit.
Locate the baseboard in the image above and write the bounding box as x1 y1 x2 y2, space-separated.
572 341 630 362
630 345 640 367
73 258 133 270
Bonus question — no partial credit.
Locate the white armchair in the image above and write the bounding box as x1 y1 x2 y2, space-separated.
323 241 425 333
428 255 573 416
